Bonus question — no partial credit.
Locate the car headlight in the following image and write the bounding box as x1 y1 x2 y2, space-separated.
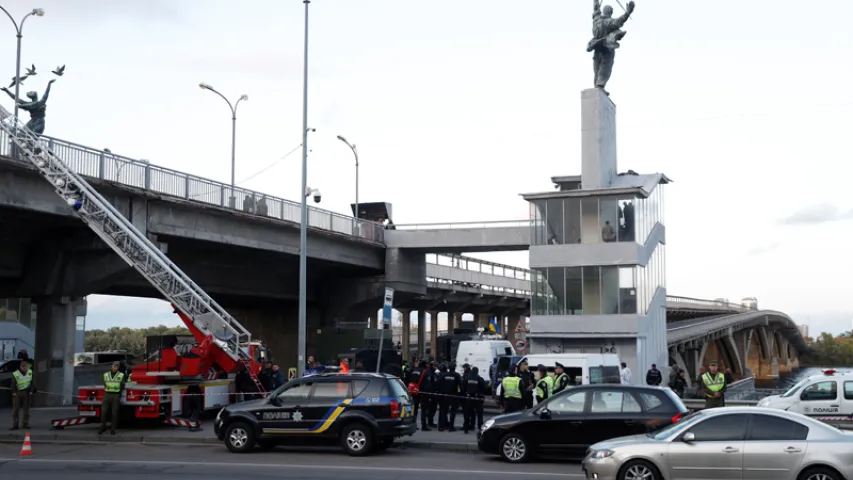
590 449 615 459
482 419 495 431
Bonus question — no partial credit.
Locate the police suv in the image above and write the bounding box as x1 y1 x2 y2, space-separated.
215 372 415 456
757 369 853 426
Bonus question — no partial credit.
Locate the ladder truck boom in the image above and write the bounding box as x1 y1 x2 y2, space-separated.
0 106 264 393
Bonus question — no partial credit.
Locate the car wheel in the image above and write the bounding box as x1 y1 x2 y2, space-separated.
799 467 843 480
341 423 374 457
224 421 256 453
498 433 530 463
619 460 661 480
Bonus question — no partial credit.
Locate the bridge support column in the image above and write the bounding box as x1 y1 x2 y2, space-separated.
429 311 438 360
451 312 462 331
757 326 779 380
400 309 411 362
476 313 489 331
723 328 744 379
33 297 81 407
777 334 791 374
417 310 426 360
733 330 751 378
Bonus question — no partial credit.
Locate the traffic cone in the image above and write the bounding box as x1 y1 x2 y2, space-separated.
19 432 33 457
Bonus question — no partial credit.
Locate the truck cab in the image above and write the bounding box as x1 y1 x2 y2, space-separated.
757 369 853 424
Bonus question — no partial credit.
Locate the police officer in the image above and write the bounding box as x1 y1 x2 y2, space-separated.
499 366 524 413
552 362 570 395
646 363 663 386
699 361 727 408
534 364 553 404
408 361 425 421
437 363 461 431
424 361 439 428
463 366 486 433
10 360 33 430
99 361 125 435
517 360 534 409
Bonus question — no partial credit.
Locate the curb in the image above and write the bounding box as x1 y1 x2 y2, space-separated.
0 433 480 453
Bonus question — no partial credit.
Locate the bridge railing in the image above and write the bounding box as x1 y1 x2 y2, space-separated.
666 295 754 312
0 131 385 244
427 253 532 281
426 276 532 297
393 220 528 230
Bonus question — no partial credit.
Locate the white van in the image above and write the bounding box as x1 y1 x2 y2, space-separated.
455 340 515 387
495 353 621 398
757 369 853 422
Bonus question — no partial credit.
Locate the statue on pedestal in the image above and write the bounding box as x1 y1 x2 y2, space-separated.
587 0 635 95
2 64 64 136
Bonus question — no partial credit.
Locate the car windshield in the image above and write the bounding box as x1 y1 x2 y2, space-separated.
648 411 704 440
781 378 811 398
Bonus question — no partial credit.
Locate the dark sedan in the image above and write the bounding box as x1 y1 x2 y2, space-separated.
477 384 689 462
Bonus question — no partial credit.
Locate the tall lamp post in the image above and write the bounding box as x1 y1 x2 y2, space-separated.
0 6 45 143
336 135 359 226
199 82 248 208
297 0 311 377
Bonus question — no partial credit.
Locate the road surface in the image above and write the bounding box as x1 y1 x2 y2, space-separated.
0 442 584 479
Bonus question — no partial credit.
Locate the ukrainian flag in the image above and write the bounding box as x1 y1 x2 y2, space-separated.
488 317 501 333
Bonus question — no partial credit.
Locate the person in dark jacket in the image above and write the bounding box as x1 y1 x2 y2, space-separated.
463 366 486 433
517 360 534 409
724 368 734 385
668 369 687 398
269 365 286 390
437 364 462 431
258 361 273 391
645 364 662 385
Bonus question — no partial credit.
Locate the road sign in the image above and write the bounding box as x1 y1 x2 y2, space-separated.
515 339 527 351
382 287 394 327
514 320 529 334
288 367 297 380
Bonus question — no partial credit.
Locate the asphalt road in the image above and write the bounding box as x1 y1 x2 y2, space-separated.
0 442 584 479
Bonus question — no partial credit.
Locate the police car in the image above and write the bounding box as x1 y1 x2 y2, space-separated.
757 369 853 426
214 372 416 456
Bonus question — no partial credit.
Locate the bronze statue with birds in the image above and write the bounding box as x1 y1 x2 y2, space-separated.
2 64 65 136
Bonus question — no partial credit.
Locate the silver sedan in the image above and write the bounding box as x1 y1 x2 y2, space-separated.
582 407 853 480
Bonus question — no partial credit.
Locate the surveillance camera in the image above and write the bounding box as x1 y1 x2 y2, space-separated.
313 191 322 203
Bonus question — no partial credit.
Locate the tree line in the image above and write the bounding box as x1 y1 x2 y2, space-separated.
84 325 191 356
800 331 853 366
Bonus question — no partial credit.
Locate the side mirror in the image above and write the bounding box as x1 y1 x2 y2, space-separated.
682 432 695 443
539 408 551 420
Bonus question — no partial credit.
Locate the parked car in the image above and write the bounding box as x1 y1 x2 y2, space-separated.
478 384 689 462
582 406 853 480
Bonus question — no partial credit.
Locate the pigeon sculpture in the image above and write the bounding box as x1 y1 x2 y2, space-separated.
51 65 65 76
25 64 36 76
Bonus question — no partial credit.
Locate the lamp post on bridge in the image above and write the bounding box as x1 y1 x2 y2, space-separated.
198 82 248 209
335 135 359 228
297 0 311 378
0 6 45 152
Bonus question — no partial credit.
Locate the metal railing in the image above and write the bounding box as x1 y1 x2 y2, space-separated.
0 131 385 244
426 276 532 298
393 220 528 230
427 253 532 281
667 295 755 312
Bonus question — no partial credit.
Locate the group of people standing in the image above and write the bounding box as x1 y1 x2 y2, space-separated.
644 361 732 407
406 360 487 434
498 360 573 413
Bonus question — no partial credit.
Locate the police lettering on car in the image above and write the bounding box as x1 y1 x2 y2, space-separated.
215 372 416 456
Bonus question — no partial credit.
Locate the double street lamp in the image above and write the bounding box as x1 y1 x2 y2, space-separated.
0 6 45 142
199 82 248 208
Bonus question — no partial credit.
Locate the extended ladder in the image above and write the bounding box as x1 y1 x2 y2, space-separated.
0 106 264 391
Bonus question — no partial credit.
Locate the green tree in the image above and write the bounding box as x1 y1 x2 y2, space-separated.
801 331 853 366
84 325 191 356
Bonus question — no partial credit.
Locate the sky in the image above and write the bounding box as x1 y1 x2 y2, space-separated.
3 0 852 335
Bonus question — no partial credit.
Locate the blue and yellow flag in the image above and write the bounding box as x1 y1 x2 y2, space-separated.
488 317 501 333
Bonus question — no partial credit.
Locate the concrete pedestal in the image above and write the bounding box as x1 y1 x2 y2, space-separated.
34 298 78 407
581 88 617 189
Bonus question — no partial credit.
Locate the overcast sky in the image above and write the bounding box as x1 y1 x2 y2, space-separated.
5 0 852 335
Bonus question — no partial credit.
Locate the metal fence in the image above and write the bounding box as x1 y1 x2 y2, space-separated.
0 130 385 244
427 253 532 281
393 219 528 230
667 295 754 312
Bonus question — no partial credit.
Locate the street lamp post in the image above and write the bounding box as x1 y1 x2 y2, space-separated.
297 0 311 378
199 82 248 209
0 6 45 149
336 135 359 228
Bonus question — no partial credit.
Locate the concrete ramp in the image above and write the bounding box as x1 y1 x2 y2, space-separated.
385 221 529 253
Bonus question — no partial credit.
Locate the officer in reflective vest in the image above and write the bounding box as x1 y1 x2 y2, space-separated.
534 364 553 404
499 367 524 413
552 362 570 395
10 361 33 430
699 361 727 408
99 361 125 435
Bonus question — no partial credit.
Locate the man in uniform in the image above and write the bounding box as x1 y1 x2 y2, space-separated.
552 362 570 395
698 361 727 408
437 364 461 431
517 360 534 409
645 363 662 386
463 366 486 433
534 364 553 404
99 361 126 435
499 367 524 413
10 360 33 430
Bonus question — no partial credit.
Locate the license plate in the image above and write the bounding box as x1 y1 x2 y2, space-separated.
79 411 97 417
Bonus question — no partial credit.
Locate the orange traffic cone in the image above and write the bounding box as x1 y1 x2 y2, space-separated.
19 432 33 457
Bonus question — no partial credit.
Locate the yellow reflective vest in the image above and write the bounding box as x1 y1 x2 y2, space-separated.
702 372 725 397
104 371 125 393
501 376 522 399
12 370 32 391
